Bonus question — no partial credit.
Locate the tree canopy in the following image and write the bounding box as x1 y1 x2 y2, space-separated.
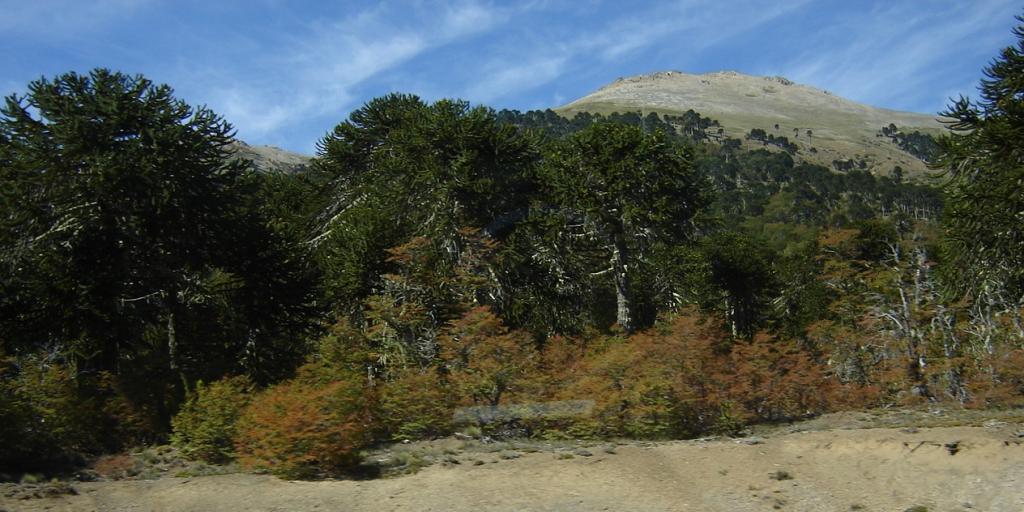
540 123 710 332
0 70 317 424
935 15 1024 298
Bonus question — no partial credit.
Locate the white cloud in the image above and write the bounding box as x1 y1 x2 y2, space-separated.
465 55 569 103
458 0 812 105
0 0 151 37
776 1 1018 112
206 0 506 140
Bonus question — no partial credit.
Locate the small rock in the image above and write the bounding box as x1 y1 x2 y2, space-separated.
901 427 919 434
574 449 593 457
945 441 961 456
736 436 765 445
75 471 99 482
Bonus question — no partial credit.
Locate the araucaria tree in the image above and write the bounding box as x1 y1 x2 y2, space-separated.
0 70 315 404
935 15 1024 299
312 93 539 360
540 123 710 332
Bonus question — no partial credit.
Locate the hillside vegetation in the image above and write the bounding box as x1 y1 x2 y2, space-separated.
1 13 1023 489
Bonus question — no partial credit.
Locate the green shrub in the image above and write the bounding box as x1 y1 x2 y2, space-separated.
171 376 252 464
379 368 454 441
0 354 108 471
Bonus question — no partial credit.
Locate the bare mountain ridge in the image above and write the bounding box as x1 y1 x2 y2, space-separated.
558 70 947 177
229 141 311 174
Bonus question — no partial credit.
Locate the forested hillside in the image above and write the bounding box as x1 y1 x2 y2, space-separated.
1 17 1022 482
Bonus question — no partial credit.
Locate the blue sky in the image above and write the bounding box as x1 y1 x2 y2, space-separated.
1 0 1019 153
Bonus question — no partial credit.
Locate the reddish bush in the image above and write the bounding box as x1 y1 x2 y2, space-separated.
556 312 722 438
92 454 142 480
440 307 540 407
576 332 685 437
551 310 839 439
726 333 833 422
965 348 1024 407
234 364 374 479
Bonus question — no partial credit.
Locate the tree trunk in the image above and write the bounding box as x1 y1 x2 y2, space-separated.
167 310 189 393
612 236 634 333
167 311 178 372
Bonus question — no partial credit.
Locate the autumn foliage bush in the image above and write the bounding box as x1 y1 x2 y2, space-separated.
440 307 540 407
541 311 836 439
725 333 833 422
234 363 374 478
963 348 1024 408
559 331 686 438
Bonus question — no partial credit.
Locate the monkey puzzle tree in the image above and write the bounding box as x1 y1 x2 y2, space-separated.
0 69 316 395
934 14 1024 299
312 93 541 364
539 123 710 333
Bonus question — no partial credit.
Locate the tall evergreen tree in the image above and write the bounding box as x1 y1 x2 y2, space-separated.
540 123 710 332
312 93 539 329
0 69 316 393
934 14 1024 298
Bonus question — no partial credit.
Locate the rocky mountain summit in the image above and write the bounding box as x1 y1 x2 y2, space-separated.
229 141 311 174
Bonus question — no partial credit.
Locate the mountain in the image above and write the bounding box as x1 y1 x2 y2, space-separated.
229 141 312 174
557 71 946 177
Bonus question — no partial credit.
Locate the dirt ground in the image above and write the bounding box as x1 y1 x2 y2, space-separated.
3 412 1023 512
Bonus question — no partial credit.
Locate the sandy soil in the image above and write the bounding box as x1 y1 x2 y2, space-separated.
4 422 1023 512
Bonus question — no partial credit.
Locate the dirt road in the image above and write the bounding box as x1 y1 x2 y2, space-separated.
4 424 1023 512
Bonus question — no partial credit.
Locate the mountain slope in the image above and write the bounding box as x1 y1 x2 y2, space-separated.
558 71 946 177
229 141 311 174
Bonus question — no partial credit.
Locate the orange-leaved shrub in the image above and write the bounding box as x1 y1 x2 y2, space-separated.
234 363 374 479
725 333 833 422
549 310 838 439
964 348 1024 408
440 307 540 407
559 330 684 438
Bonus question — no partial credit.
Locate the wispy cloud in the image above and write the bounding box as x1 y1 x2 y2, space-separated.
590 0 812 62
4 0 1016 151
0 0 150 37
776 1 1018 113
205 1 506 142
458 0 812 106
465 55 569 103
